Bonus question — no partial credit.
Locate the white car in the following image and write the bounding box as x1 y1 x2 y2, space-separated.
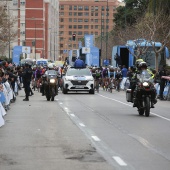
62 67 95 94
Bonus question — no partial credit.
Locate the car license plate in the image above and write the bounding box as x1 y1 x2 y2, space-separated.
75 85 84 88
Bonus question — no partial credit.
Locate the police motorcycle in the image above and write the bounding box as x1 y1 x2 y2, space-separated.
126 69 157 117
42 69 58 101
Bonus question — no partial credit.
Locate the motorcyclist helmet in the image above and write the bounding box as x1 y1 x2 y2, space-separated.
138 61 147 69
48 63 54 69
135 59 144 68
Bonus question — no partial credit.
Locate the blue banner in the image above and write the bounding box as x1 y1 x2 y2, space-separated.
91 47 99 67
12 46 22 66
84 34 94 48
78 41 82 49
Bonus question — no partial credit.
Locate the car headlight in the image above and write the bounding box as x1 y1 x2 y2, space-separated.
50 79 55 83
143 82 149 87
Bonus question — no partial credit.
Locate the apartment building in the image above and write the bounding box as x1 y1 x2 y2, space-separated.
59 0 119 59
4 0 59 60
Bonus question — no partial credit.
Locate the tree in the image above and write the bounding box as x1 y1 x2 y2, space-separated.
0 2 17 58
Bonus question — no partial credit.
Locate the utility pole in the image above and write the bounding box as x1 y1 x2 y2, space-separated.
106 0 108 61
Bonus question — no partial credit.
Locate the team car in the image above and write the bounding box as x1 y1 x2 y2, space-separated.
62 67 95 94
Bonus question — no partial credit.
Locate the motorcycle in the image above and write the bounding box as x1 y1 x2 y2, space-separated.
126 70 156 117
43 70 58 101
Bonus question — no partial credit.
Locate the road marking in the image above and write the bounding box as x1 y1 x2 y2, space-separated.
113 156 127 166
64 107 68 110
151 112 170 121
91 136 101 141
79 123 85 127
70 114 75 117
98 94 170 122
98 94 132 107
59 102 63 105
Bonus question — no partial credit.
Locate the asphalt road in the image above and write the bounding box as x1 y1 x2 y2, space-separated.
0 88 170 170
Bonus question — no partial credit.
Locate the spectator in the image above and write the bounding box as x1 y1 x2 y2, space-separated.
121 65 128 78
159 65 167 100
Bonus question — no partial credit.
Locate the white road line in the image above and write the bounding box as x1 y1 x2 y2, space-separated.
113 156 127 166
79 123 85 127
98 94 132 107
59 102 63 105
70 114 75 117
91 136 101 141
64 107 68 110
98 94 170 122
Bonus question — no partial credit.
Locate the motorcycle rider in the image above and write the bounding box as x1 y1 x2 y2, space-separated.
133 61 157 108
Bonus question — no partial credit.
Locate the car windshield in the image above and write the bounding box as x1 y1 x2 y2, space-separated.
66 69 91 76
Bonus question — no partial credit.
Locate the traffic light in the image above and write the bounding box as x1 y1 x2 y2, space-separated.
72 34 76 41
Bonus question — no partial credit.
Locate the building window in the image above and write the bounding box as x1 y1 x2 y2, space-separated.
60 37 64 41
95 6 98 11
84 12 89 16
69 44 72 48
21 23 25 26
20 0 25 6
78 12 83 16
95 25 98 29
69 18 72 22
91 19 94 22
69 38 72 41
84 31 89 35
84 19 89 22
78 31 82 35
84 6 89 11
91 25 93 29
69 25 72 29
69 5 72 10
78 25 82 29
60 31 64 35
74 18 77 22
91 13 94 16
60 44 63 48
60 25 64 28
60 5 64 10
60 18 64 22
84 25 89 29
74 25 77 29
95 13 98 16
74 12 77 16
95 19 98 23
13 0 18 5
74 6 77 10
95 32 98 35
78 6 83 10
102 6 105 11
69 12 72 16
78 19 83 22
73 44 77 48
91 31 93 34
69 31 72 35
106 25 109 29
60 12 64 16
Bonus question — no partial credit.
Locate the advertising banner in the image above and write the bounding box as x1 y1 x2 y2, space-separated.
12 46 22 66
84 34 94 48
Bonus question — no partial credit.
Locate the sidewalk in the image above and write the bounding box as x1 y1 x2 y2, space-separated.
0 89 114 170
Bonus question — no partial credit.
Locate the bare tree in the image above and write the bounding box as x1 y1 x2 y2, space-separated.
0 2 17 58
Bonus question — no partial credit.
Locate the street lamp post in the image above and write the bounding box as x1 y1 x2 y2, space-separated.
106 0 109 63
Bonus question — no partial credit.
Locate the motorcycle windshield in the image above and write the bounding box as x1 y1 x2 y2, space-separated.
139 70 153 83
